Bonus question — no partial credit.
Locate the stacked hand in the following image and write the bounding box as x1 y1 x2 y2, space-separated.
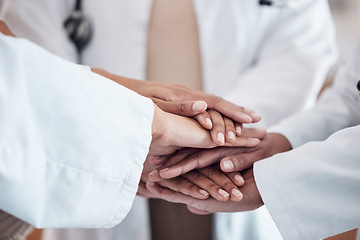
143 133 292 214
92 66 292 214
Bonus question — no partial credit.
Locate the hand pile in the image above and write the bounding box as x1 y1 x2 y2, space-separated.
93 68 292 214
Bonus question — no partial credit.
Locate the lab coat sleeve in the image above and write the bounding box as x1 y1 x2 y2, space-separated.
269 38 360 147
254 126 360 240
0 34 154 228
253 39 360 240
225 0 337 127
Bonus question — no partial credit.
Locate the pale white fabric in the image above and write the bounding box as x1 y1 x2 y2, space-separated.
255 38 360 240
0 34 154 228
0 0 336 239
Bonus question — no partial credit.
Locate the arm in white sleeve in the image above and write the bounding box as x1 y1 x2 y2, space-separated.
225 0 336 127
254 38 360 240
0 34 154 228
269 38 360 147
254 125 360 240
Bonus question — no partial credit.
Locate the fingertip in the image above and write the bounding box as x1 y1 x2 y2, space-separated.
231 188 243 201
159 167 180 179
148 155 167 166
250 112 262 123
199 189 210 198
147 181 156 187
242 114 253 123
234 174 245 186
216 132 225 145
192 101 207 113
221 159 235 172
235 126 242 136
148 170 162 182
198 117 212 130
205 118 213 129
248 138 261 147
226 131 236 144
217 189 230 201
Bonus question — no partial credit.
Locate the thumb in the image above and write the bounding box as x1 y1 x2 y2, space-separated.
220 153 255 172
0 20 16 37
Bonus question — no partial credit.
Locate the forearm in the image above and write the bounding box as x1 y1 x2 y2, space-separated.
254 126 360 240
0 34 153 228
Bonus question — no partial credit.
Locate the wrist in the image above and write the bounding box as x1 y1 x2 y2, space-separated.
267 133 292 155
152 104 167 141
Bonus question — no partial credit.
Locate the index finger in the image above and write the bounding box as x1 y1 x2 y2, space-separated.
204 96 261 124
0 20 16 37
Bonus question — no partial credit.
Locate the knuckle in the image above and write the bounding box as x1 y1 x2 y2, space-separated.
208 183 219 191
221 181 233 189
191 172 203 181
207 168 220 178
234 154 247 168
213 96 224 107
188 184 198 192
177 102 187 113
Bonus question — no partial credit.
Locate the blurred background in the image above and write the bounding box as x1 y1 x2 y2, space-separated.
328 0 360 79
26 0 360 240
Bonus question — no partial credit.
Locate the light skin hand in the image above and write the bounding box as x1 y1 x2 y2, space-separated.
92 68 263 145
149 104 216 156
195 110 243 145
146 168 264 213
147 128 268 181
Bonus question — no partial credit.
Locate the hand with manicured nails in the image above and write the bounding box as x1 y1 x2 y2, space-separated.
139 164 245 202
147 128 270 181
92 68 262 145
145 168 264 214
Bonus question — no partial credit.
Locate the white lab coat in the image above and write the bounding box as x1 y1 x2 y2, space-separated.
0 0 336 239
255 38 360 240
0 34 154 228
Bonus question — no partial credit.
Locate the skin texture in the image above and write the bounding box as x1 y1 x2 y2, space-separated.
0 20 273 212
0 20 16 37
92 68 262 145
148 133 291 180
144 133 292 214
146 168 264 214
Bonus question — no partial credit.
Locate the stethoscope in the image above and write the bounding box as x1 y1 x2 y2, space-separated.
259 0 298 7
63 0 298 54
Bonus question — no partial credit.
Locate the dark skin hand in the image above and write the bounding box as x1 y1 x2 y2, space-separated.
145 168 264 214
148 133 291 181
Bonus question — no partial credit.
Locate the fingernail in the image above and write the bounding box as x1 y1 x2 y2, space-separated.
251 112 261 119
199 189 209 196
218 189 230 198
217 132 225 144
231 188 243 197
193 101 207 112
244 115 253 122
160 167 169 173
149 170 158 176
236 126 242 135
206 118 212 128
227 131 235 139
223 159 234 171
234 175 245 184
